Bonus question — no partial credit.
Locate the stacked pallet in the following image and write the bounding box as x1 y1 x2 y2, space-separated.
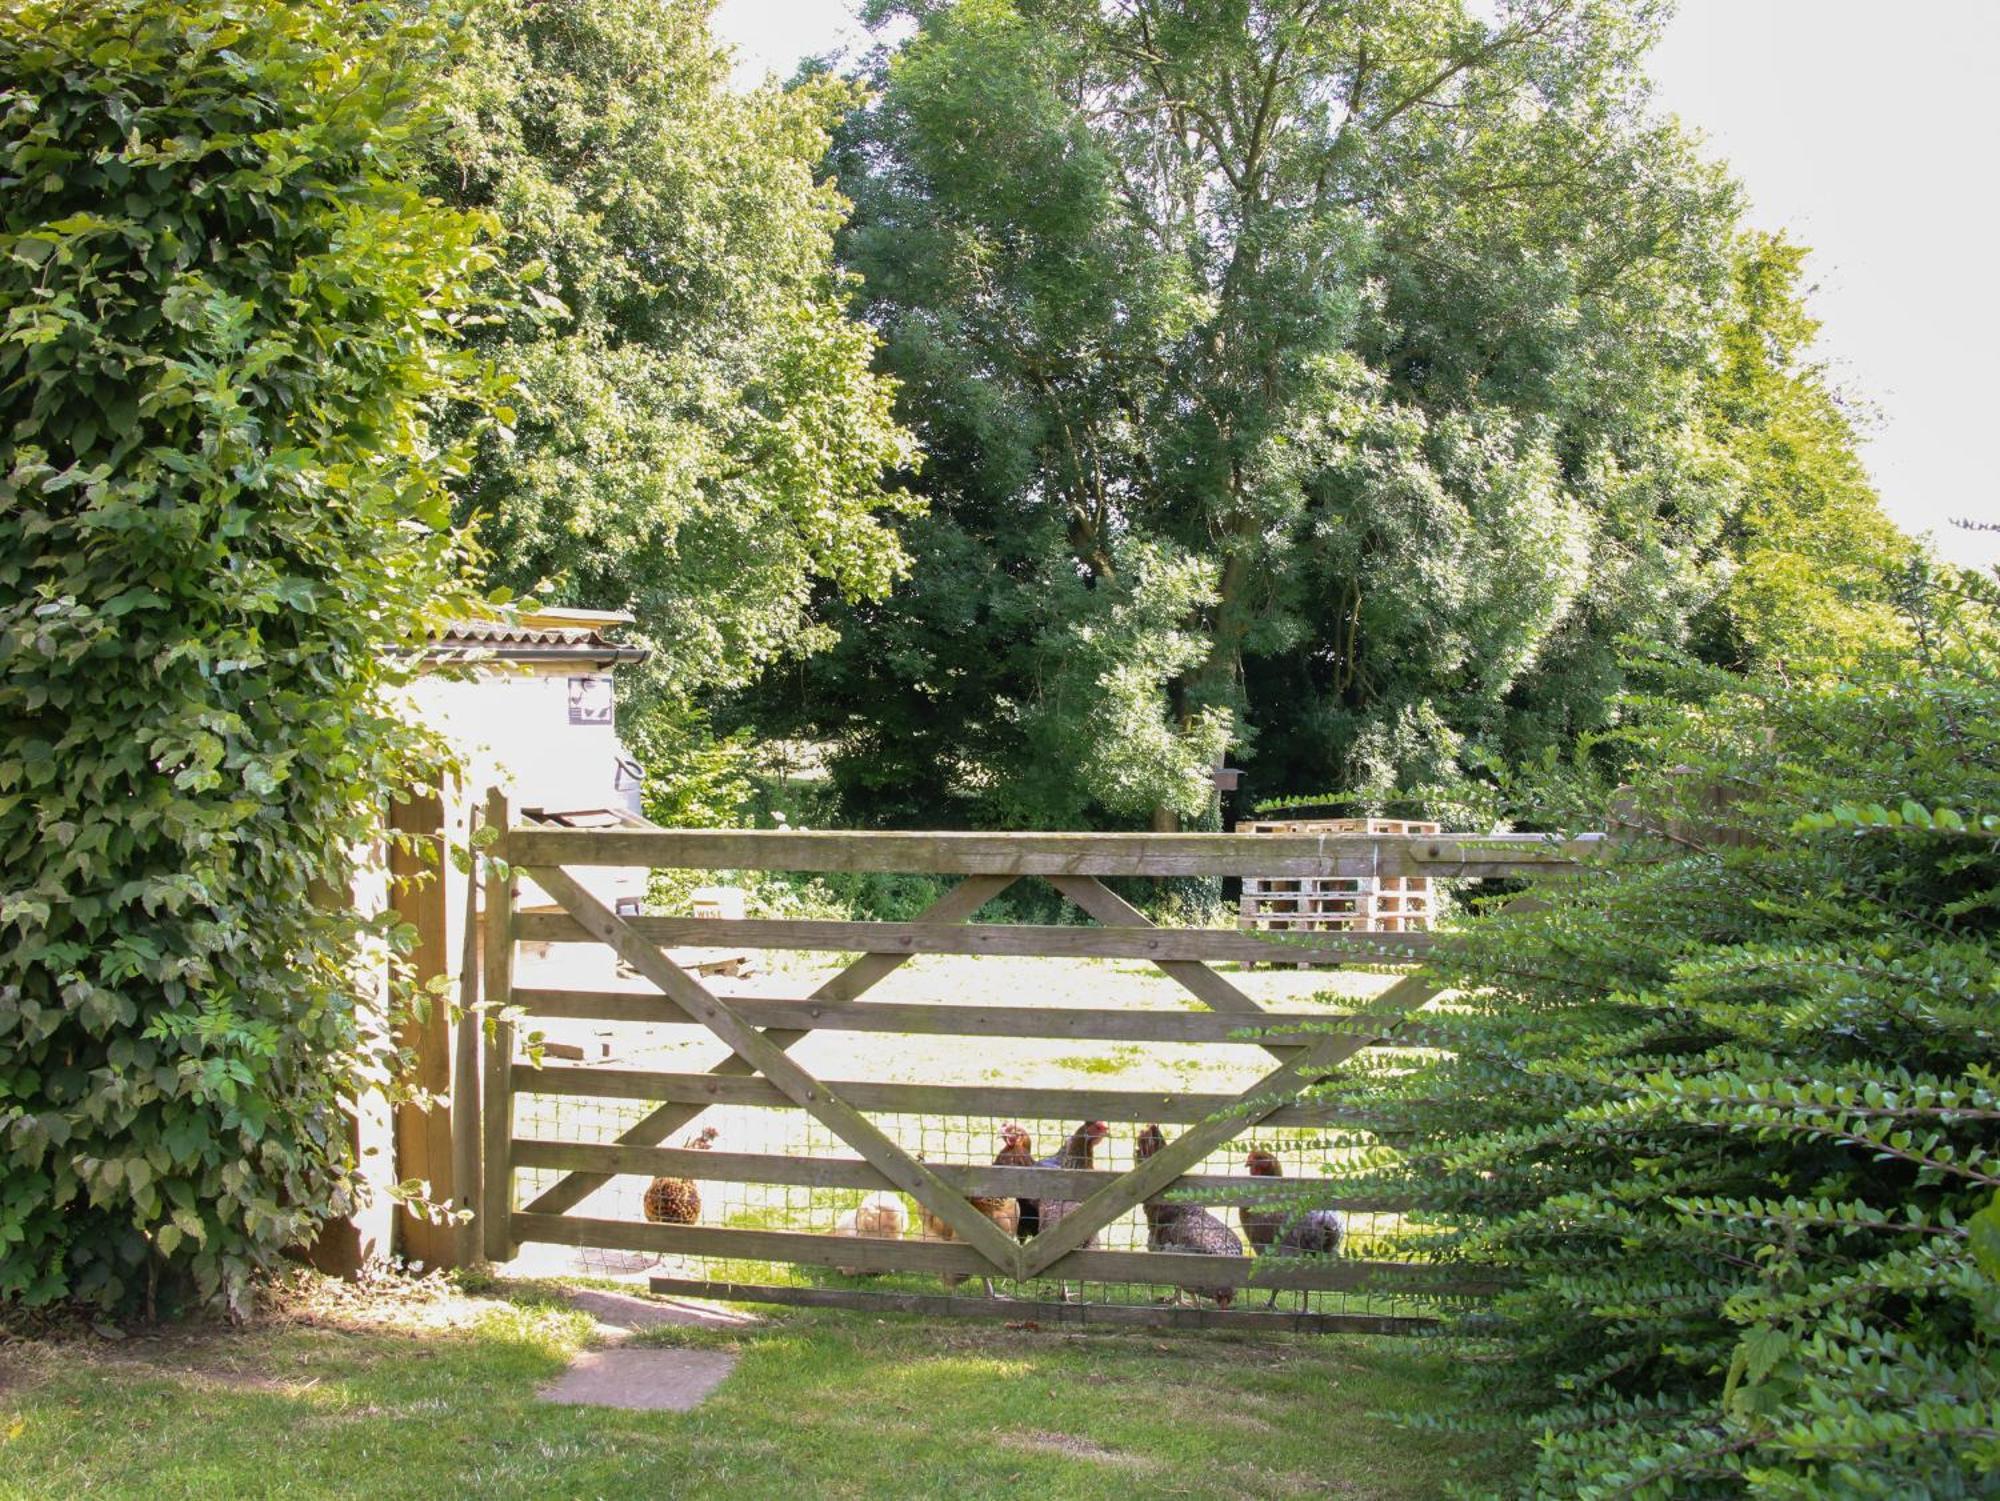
1237 817 1440 934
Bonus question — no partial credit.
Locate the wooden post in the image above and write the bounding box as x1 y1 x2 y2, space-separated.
480 788 517 1263
387 788 454 1266
450 807 484 1268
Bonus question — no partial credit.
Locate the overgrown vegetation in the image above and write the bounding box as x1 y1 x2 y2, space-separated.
0 0 497 1313
1305 574 1999 1495
424 0 921 806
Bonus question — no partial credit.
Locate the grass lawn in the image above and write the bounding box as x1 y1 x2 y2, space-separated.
0 1275 1504 1499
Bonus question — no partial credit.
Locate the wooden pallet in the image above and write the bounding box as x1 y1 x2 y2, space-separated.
1238 817 1440 942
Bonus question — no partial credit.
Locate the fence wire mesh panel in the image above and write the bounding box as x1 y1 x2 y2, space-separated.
484 813 1572 1331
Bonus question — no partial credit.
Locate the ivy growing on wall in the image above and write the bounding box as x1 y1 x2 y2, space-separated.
0 0 501 1314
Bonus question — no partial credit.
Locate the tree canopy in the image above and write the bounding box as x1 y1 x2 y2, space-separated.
425 0 920 788
743 0 1900 829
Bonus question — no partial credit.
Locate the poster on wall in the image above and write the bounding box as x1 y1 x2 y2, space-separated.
567 675 613 726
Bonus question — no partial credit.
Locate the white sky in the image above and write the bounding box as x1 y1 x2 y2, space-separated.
713 0 2000 567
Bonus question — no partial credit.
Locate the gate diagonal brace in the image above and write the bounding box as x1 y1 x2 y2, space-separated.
1017 968 1450 1281
518 872 1016 1217
523 863 1029 1281
1046 875 1302 1061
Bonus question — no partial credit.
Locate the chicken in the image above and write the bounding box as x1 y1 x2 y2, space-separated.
1135 1124 1242 1309
1239 1146 1343 1308
994 1123 1038 1241
915 1194 1020 1297
1031 1119 1110 1242
1029 1119 1110 1302
832 1191 908 1276
641 1125 717 1225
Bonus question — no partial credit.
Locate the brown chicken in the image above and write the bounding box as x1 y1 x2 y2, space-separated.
1135 1124 1242 1308
916 1194 1021 1297
994 1123 1037 1240
1240 1146 1343 1308
641 1125 717 1225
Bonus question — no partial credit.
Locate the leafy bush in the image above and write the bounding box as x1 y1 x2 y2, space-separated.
0 0 497 1314
1313 573 1999 1495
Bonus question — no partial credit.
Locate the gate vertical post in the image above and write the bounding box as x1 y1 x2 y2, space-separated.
480 788 517 1263
450 802 484 1268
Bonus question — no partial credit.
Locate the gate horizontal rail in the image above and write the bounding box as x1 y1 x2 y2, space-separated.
509 1216 1503 1297
514 913 1433 964
507 826 1594 879
512 989 1451 1046
511 1064 1385 1126
509 1140 1421 1209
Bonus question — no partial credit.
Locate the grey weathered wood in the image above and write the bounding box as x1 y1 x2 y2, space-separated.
505 826 1590 878
511 1215 1497 1295
512 912 1434 964
479 789 516 1263
507 1139 1417 1209
509 1064 1377 1127
1017 980 1449 1278
643 1276 1441 1335
509 989 1433 1046
1047 875 1299 1061
450 821 483 1268
517 874 1016 1217
523 862 1028 1279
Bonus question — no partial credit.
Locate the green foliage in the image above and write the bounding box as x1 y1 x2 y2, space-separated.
427 0 921 779
0 0 496 1313
762 0 1772 826
1310 581 2000 1494
1693 234 1913 669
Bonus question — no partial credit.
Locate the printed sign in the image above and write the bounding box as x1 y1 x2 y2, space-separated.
566 675 613 725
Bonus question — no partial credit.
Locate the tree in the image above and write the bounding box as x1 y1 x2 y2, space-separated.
0 0 496 1313
1298 580 2000 1495
763 0 1750 827
1692 233 1912 671
426 0 920 809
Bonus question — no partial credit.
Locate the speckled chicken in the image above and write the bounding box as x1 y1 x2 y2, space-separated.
641 1125 717 1225
1135 1124 1242 1308
1240 1146 1343 1307
1031 1119 1110 1245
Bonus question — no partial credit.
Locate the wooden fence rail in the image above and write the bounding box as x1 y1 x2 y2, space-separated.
475 803 1572 1332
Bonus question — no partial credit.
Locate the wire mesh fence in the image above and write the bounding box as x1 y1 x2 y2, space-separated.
507 971 1452 1322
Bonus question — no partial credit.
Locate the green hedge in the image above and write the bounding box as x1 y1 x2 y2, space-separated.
0 0 497 1314
1311 578 2000 1495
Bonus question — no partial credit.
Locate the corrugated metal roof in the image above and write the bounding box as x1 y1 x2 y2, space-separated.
428 609 648 666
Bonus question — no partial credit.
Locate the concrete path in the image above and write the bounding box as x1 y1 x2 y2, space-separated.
537 1287 753 1413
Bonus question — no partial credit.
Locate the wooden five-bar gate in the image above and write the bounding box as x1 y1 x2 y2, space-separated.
471 791 1584 1333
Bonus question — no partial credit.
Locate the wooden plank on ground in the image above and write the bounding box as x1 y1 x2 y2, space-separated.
516 874 1015 1217
643 1277 1441 1335
508 1065 1383 1127
507 1140 1418 1209
524 863 1028 1279
512 913 1433 964
505 827 1593 879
